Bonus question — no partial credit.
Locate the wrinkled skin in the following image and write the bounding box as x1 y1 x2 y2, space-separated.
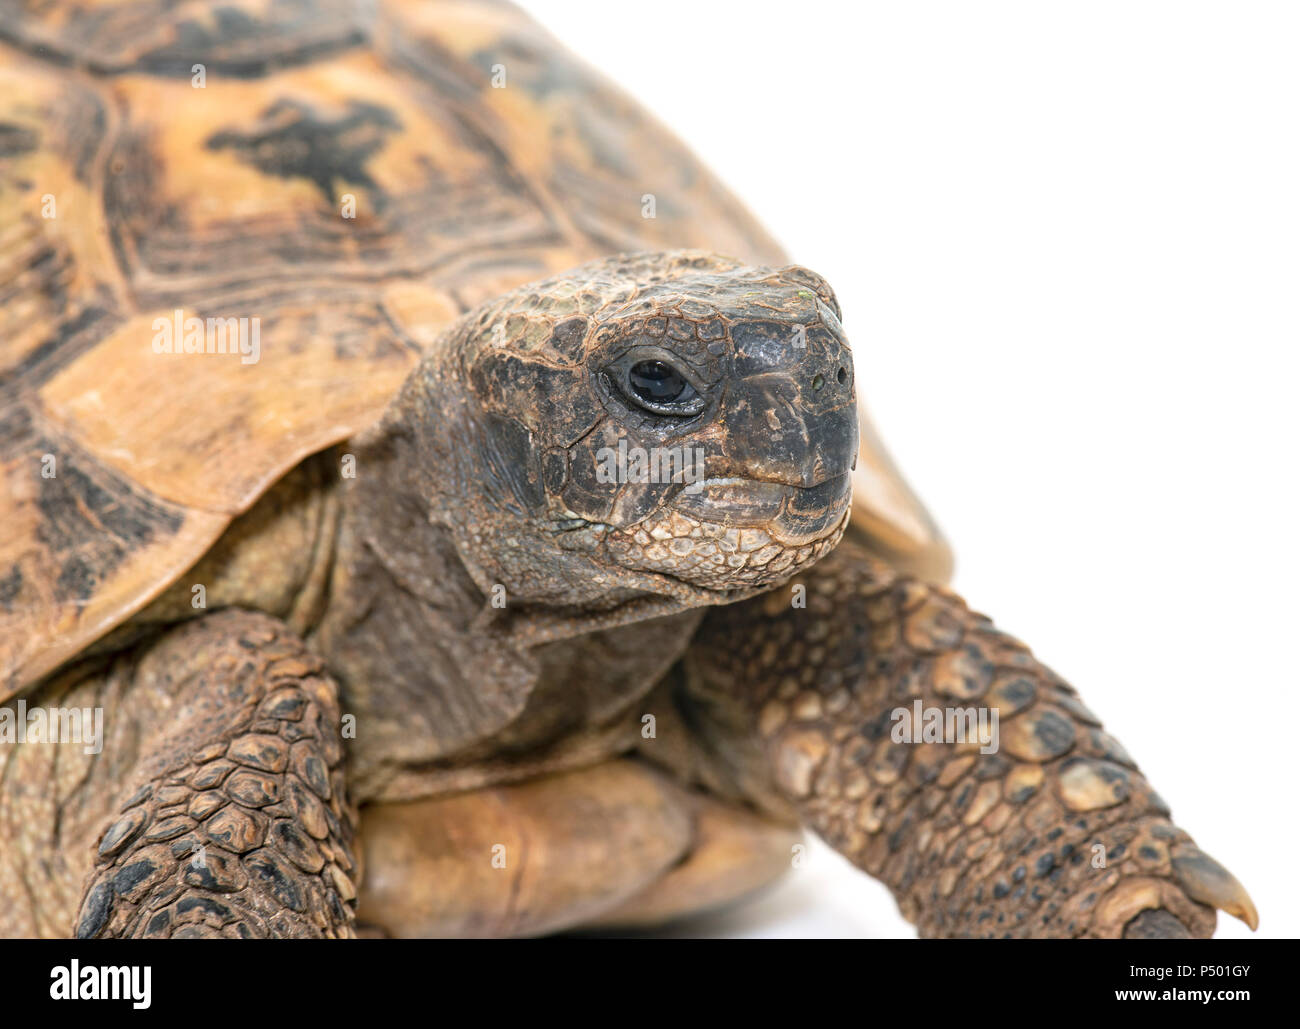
311 253 859 800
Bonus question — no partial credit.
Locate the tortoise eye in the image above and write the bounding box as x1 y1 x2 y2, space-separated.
628 360 687 403
607 357 705 417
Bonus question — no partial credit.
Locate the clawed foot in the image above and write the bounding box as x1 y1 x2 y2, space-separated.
1119 845 1258 938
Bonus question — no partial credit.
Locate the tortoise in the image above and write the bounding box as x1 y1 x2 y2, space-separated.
0 0 1258 940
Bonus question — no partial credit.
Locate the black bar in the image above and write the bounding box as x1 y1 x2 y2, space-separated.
0 937 1281 1016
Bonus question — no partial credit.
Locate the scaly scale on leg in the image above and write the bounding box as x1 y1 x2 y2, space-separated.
74 611 359 939
684 537 1257 938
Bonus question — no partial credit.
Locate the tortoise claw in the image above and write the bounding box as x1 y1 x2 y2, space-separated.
1171 846 1259 931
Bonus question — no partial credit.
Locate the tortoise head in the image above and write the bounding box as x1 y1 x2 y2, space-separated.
400 251 857 610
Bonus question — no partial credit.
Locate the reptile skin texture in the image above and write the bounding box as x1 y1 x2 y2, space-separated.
687 537 1243 939
74 612 358 938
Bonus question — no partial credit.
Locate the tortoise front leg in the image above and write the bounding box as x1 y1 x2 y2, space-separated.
684 538 1257 938
74 610 358 939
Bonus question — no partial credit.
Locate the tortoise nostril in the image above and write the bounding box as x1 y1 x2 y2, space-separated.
812 373 824 391
837 366 847 384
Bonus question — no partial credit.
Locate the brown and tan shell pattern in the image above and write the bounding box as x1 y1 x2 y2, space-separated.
0 0 948 697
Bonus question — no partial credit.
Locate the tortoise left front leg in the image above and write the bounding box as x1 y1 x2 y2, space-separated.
684 538 1257 938
74 610 358 939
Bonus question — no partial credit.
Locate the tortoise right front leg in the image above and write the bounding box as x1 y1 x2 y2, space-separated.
75 610 359 939
685 538 1257 938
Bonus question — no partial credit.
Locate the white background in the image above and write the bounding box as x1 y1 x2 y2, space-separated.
520 0 1298 938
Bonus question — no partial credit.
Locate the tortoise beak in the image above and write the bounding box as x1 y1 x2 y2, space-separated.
722 369 858 490
675 471 852 546
772 471 853 544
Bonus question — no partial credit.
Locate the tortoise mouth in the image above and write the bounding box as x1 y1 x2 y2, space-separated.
674 471 852 546
553 472 851 595
596 472 850 592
